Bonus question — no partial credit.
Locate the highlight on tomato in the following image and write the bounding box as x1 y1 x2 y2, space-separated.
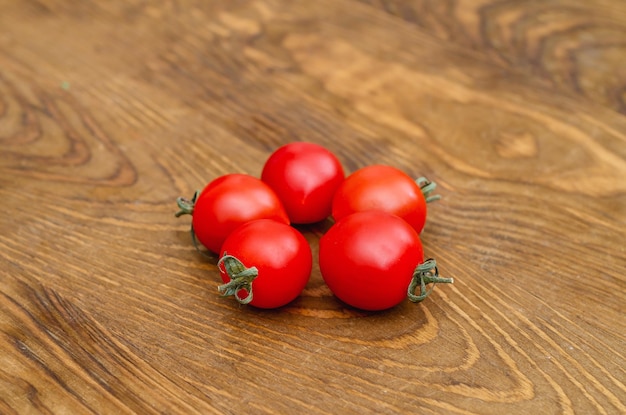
331 164 439 234
175 174 289 254
319 210 453 311
261 141 345 224
217 219 313 309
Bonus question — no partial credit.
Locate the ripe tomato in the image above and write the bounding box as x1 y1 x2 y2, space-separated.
319 211 452 311
261 142 345 224
175 174 289 254
218 219 312 309
331 165 438 234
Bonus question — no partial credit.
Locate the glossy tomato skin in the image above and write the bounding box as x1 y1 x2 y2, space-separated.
192 174 289 253
331 165 428 234
319 211 424 311
261 142 344 224
219 219 312 309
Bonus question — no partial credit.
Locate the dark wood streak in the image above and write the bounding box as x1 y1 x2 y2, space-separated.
359 0 626 114
0 72 42 146
2 286 99 414
0 65 137 186
1 281 220 414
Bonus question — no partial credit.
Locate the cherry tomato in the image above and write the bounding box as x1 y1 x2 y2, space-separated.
331 165 436 234
261 142 345 224
218 219 312 309
319 211 452 311
175 174 289 253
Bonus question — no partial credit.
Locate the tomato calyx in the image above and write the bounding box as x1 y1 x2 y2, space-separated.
175 190 200 217
175 190 214 258
416 177 441 203
407 259 454 303
217 254 259 305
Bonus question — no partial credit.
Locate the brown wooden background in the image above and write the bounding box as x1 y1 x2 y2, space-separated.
1 1 625 413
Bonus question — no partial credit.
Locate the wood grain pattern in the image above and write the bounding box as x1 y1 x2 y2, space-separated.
0 0 624 413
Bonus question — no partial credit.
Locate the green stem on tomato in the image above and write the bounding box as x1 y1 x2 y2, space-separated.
176 190 214 259
416 177 441 203
189 224 215 259
174 190 199 217
407 258 453 303
217 254 258 305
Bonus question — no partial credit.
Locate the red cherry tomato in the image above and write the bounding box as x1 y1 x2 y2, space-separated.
261 142 345 224
218 219 312 309
331 165 436 234
319 211 452 311
176 174 289 253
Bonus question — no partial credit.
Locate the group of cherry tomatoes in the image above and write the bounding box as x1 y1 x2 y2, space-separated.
175 142 453 311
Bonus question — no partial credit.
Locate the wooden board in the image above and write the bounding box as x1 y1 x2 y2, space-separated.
0 1 624 413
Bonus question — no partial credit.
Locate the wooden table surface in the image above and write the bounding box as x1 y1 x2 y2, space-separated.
1 1 625 414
